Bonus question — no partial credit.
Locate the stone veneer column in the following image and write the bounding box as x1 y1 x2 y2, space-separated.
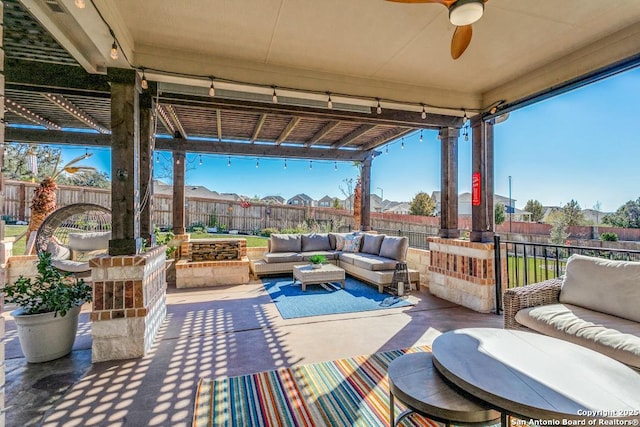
89 246 166 362
427 237 505 313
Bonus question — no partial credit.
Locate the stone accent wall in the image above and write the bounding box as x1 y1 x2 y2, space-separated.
180 239 247 262
406 248 430 288
90 246 166 362
427 237 505 313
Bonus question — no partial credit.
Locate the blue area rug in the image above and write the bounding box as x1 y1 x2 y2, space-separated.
262 276 414 319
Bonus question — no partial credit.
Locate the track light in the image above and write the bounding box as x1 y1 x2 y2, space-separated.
327 93 333 109
421 104 427 120
376 99 382 115
140 69 148 90
110 41 119 60
272 87 278 104
74 0 86 9
227 157 231 167
209 78 215 97
419 130 423 142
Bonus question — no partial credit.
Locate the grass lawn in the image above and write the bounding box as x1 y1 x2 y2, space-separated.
506 255 566 287
3 225 28 256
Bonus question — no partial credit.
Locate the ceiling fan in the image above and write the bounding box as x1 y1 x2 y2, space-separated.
386 0 487 59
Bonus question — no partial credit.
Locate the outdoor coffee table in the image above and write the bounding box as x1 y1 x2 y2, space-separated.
293 264 345 291
432 328 640 423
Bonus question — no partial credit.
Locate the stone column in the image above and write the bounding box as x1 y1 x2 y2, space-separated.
360 153 373 231
439 127 460 238
470 117 495 243
139 90 154 245
172 150 186 235
108 68 142 255
90 246 166 362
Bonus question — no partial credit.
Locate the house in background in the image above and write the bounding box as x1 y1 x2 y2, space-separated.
261 195 285 205
432 191 531 221
153 180 242 201
287 193 314 207
317 195 335 208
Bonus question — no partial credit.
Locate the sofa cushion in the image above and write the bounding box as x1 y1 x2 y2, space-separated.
72 249 106 262
361 234 385 255
379 236 408 261
301 233 331 252
559 254 640 323
342 234 362 253
68 232 111 251
263 252 303 263
352 253 398 271
339 252 356 265
329 233 351 250
300 251 338 261
515 303 640 368
51 259 91 273
46 240 71 260
270 234 302 253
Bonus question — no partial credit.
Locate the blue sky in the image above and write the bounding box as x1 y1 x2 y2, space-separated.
50 67 640 213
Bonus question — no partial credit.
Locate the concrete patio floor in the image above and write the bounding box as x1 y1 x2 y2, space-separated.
4 279 503 427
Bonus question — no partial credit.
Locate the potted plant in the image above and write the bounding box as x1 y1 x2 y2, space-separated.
3 252 93 363
308 254 327 269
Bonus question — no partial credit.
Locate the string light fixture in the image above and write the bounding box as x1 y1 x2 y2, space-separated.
85 4 504 123
284 159 287 169
256 158 260 168
401 138 404 150
385 145 389 154
334 161 338 171
156 153 160 163
110 40 118 60
199 155 203 165
309 160 313 170
462 110 469 125
419 130 423 142
140 68 148 90
209 78 216 97
227 156 231 167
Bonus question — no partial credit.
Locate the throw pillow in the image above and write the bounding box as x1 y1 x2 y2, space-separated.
342 235 362 253
361 233 385 255
334 234 347 251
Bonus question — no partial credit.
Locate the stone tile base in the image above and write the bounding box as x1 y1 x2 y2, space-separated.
175 257 250 288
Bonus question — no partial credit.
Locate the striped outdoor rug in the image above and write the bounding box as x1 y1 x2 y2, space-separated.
193 346 437 427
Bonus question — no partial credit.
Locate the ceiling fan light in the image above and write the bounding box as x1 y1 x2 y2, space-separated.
449 0 484 26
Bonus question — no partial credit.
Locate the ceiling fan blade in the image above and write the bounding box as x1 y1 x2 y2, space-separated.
451 24 472 59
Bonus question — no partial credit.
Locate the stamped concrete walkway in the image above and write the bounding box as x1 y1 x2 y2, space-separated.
4 280 502 427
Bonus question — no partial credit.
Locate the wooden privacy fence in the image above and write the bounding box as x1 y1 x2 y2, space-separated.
4 180 640 241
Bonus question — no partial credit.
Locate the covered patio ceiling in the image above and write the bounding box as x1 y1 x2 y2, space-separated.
4 0 640 160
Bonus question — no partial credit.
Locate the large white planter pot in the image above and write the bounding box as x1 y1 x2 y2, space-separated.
12 305 82 363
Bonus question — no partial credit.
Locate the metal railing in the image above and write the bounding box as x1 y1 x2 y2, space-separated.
493 235 640 313
372 228 433 250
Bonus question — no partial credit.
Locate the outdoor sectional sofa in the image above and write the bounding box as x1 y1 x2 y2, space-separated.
504 254 640 369
250 232 419 293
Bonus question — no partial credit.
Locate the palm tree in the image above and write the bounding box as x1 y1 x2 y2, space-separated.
26 153 96 239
